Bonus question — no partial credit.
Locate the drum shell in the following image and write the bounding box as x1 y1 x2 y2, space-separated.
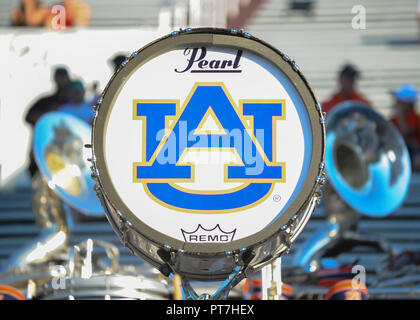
99 187 318 281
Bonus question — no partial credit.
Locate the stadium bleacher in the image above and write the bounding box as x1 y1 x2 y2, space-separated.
2 0 419 116
247 0 420 117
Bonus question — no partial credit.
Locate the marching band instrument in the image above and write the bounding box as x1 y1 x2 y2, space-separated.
292 101 412 272
36 239 171 300
1 237 171 300
33 112 103 216
1 112 103 274
0 173 71 273
261 257 283 300
37 272 171 300
0 111 176 300
90 28 325 299
325 101 411 217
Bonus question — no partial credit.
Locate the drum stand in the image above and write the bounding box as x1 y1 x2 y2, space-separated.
178 265 246 300
173 257 284 300
261 257 282 300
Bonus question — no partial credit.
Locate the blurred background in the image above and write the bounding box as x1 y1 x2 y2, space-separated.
0 0 420 299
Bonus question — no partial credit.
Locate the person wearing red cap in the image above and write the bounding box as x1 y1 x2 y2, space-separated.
390 84 420 171
322 64 371 115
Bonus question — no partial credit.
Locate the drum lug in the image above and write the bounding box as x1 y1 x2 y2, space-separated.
156 248 178 278
119 218 132 249
158 264 172 278
280 231 292 254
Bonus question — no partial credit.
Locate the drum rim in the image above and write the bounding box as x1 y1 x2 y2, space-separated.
92 27 325 254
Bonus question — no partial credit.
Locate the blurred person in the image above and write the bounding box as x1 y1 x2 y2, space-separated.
11 0 90 28
11 0 47 26
389 84 420 171
58 80 95 125
322 64 370 115
25 67 71 126
25 67 71 177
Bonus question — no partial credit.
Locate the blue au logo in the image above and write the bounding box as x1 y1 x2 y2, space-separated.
133 83 285 213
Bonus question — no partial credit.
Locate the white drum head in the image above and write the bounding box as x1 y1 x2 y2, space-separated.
92 29 324 256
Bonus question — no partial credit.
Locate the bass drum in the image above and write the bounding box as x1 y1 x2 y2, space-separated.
90 28 325 282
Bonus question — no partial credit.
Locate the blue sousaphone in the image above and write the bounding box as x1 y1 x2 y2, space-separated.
292 101 411 271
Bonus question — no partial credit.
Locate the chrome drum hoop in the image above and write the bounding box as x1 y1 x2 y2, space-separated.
96 188 321 281
90 28 326 281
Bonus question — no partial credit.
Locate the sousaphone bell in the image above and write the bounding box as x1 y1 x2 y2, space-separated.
292 100 412 272
1 112 103 273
